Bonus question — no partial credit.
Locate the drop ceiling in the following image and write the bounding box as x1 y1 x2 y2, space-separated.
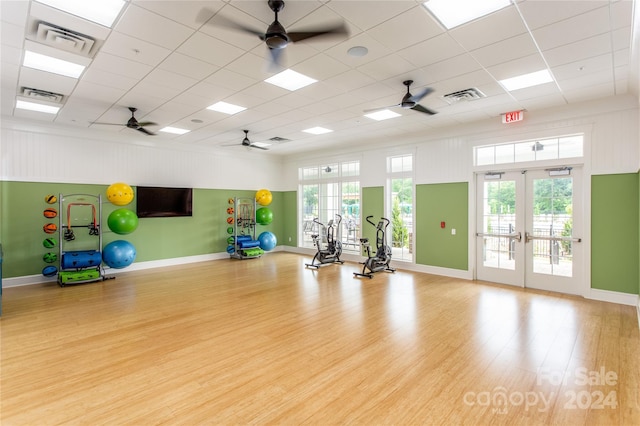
1 0 638 155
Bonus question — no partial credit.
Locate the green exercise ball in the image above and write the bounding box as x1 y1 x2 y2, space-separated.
256 207 273 225
108 208 139 235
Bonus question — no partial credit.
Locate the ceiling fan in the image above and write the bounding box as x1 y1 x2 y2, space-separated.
365 80 438 116
223 130 269 150
200 0 347 69
90 107 157 135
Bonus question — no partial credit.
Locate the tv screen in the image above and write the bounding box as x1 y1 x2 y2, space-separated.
136 186 193 218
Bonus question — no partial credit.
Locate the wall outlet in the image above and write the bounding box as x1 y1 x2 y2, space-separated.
288 236 291 242
451 228 456 235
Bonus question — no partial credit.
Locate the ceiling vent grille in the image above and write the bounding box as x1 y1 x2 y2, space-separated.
31 21 96 57
443 88 486 104
21 87 65 103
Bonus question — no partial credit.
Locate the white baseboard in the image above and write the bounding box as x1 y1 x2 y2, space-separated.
586 288 639 306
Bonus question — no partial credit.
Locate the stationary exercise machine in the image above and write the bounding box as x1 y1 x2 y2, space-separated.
305 214 344 268
354 215 395 278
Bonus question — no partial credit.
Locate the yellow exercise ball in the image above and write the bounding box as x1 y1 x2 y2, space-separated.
107 182 134 206
255 188 272 206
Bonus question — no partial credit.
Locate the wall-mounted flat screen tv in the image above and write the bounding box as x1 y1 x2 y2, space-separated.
136 186 193 218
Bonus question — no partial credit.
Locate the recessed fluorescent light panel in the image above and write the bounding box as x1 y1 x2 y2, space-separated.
23 51 85 78
265 69 317 91
499 70 554 91
16 100 60 114
303 127 333 135
423 0 511 29
206 101 246 115
160 127 190 135
364 109 401 121
35 0 127 27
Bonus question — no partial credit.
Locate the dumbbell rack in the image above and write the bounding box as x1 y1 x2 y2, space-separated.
229 197 263 260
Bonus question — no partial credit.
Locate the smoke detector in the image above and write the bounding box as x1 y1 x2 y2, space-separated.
443 88 486 104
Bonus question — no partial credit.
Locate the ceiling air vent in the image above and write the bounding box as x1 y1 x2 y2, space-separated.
21 87 65 103
443 88 486 104
31 21 96 57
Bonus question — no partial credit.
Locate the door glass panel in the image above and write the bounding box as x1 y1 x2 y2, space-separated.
482 180 516 270
531 177 573 277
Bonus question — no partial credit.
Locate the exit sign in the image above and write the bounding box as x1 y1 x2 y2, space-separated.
502 110 523 123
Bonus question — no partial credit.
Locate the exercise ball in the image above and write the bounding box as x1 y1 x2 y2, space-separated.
43 223 57 234
42 265 58 277
256 207 273 225
108 208 139 234
226 245 235 254
106 182 134 206
227 226 234 234
228 198 235 205
227 207 234 215
258 231 277 251
43 237 57 248
102 240 136 269
43 252 58 263
43 208 58 218
45 194 57 204
255 189 272 206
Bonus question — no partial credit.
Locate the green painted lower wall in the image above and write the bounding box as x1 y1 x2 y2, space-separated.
282 191 297 246
591 174 639 294
0 181 283 278
415 182 468 270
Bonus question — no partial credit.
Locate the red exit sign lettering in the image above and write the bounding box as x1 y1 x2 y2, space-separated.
502 110 523 123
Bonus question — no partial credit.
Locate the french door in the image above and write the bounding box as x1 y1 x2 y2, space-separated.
476 168 583 295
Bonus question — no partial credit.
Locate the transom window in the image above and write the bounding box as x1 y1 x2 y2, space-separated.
475 134 583 166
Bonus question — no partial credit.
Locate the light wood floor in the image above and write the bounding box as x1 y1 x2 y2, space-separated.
1 252 638 425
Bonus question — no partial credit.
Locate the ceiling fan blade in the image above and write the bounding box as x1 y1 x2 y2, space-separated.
136 121 158 127
408 87 434 103
136 127 156 135
267 47 285 71
411 104 438 115
89 122 124 126
287 22 348 43
363 104 401 113
198 8 266 40
250 144 269 150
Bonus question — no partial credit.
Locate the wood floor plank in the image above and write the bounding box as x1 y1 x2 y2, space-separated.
1 253 638 425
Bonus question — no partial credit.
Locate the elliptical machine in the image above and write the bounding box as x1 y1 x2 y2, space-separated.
305 214 344 269
354 215 395 278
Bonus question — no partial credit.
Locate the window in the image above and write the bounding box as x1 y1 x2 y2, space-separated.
475 134 583 166
387 154 414 262
299 161 360 252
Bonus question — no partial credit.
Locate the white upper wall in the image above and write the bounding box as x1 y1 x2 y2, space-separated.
1 95 638 191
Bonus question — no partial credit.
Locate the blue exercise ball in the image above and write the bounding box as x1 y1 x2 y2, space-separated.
102 240 136 269
258 231 277 251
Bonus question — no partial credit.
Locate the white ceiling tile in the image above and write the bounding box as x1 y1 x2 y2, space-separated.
398 34 466 68
81 68 138 91
1 0 29 26
552 53 613 82
325 1 416 31
324 32 392 67
532 7 612 51
486 53 548 81
422 53 483 82
517 1 608 30
114 4 194 50
449 6 528 51
543 34 612 67
366 6 443 51
294 53 350 80
101 31 172 67
132 0 223 29
356 54 417 81
70 80 126 104
177 31 245 67
18 67 79 95
562 82 614 103
470 33 539 68
91 52 154 79
2 21 26 49
158 52 219 80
